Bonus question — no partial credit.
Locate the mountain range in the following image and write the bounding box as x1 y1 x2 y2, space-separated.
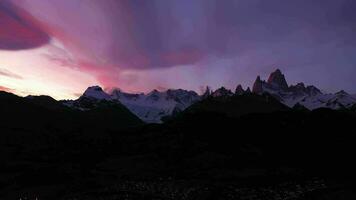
252 69 356 110
63 86 200 123
62 69 356 123
1 70 356 199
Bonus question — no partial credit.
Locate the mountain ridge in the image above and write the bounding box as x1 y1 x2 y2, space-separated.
61 69 356 123
251 69 356 110
2 69 355 123
65 87 201 123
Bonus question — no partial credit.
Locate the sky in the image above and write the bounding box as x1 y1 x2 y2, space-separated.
0 0 356 99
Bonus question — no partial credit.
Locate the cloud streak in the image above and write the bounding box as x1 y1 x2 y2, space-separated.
0 68 23 79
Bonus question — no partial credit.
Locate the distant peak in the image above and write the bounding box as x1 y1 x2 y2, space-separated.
235 84 245 95
202 86 211 98
256 75 261 81
148 89 160 95
335 90 349 96
236 84 243 89
275 68 282 74
252 75 263 94
110 87 122 93
211 87 233 97
83 85 111 100
245 87 252 94
86 85 103 91
267 69 288 90
296 82 305 88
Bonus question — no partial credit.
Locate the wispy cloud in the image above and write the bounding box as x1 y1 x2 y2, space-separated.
0 68 23 79
0 85 15 93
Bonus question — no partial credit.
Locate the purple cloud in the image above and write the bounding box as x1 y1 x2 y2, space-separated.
0 1 49 50
4 0 356 93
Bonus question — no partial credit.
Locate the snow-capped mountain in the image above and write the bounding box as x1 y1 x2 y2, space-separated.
82 86 112 100
111 88 200 123
62 86 117 110
66 86 200 123
64 69 355 123
252 69 356 110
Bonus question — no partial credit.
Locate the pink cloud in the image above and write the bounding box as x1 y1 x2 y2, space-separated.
0 85 15 93
0 68 23 79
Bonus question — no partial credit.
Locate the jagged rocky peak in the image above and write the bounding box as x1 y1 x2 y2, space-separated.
267 69 289 90
235 84 245 95
252 75 263 94
167 88 197 96
110 88 142 100
83 86 111 100
146 89 161 101
245 87 252 94
289 82 322 96
85 85 103 92
305 85 322 96
110 88 123 97
335 90 349 96
295 82 306 89
289 82 306 94
166 89 199 101
202 86 212 98
148 89 160 95
211 87 233 97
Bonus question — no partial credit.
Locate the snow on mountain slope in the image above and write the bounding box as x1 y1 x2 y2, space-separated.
111 88 200 123
83 86 112 100
252 69 356 110
64 70 355 122
67 86 201 123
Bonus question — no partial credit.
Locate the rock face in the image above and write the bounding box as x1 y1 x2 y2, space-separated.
245 87 252 94
211 87 234 97
267 69 289 90
252 76 264 94
251 69 356 110
67 86 200 123
235 85 245 95
201 86 212 99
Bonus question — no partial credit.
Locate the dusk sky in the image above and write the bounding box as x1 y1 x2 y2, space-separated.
1 0 356 99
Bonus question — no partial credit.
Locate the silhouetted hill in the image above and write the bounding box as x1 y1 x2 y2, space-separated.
26 95 69 111
182 93 289 118
0 91 143 133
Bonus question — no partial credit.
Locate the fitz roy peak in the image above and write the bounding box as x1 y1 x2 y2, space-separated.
252 69 356 110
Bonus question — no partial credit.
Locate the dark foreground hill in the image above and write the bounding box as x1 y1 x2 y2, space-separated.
0 91 143 131
1 92 356 199
183 93 289 117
